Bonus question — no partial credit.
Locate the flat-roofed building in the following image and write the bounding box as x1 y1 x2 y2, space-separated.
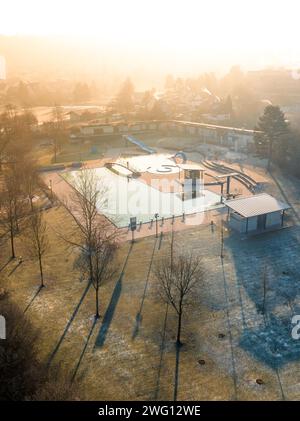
170 120 261 152
80 123 114 136
177 163 206 200
224 193 291 234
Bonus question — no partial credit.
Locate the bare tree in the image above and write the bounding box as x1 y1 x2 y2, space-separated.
91 235 117 318
0 105 18 165
0 104 36 167
25 211 49 288
154 252 204 345
62 168 118 284
0 167 24 258
50 105 66 163
76 231 118 319
1 190 16 259
22 159 38 211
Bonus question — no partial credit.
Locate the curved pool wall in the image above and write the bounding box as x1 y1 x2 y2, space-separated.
119 153 179 174
147 164 180 174
62 166 223 228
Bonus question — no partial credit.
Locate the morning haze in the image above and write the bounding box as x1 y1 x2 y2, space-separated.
1 0 300 410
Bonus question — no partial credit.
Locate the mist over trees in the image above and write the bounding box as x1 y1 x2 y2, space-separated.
112 78 135 114
0 105 37 162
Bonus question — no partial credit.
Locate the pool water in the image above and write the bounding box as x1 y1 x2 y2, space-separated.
62 166 222 228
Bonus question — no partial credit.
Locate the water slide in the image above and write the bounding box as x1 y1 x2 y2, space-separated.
123 135 156 154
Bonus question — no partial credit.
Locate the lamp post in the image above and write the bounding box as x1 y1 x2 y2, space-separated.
154 213 159 238
130 217 137 244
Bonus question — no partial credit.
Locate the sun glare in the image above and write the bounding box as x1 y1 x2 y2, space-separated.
1 0 300 57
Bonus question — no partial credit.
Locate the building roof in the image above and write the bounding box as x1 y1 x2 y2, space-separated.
171 120 263 134
224 193 290 218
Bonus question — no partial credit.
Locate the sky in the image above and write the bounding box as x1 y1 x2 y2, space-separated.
1 0 300 75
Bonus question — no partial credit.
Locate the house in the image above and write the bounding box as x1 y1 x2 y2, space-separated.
80 123 114 136
170 120 261 152
116 123 129 133
202 113 231 122
224 193 290 234
76 119 261 152
128 122 148 132
68 109 102 123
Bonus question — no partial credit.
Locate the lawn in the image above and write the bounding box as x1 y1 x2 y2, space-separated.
1 161 300 401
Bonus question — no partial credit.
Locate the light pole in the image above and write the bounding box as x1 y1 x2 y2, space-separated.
154 213 159 238
130 217 137 244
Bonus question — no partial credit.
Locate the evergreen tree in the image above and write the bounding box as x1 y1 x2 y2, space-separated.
254 105 290 170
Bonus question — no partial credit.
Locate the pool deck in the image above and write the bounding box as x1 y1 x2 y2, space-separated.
41 154 255 241
42 170 225 241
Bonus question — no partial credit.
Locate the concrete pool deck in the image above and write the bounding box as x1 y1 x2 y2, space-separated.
41 152 261 241
61 166 222 227
42 172 225 241
41 154 228 241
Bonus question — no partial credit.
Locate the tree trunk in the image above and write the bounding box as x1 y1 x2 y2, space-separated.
267 139 273 172
10 224 15 259
39 255 44 288
176 310 182 346
54 140 57 163
95 285 100 319
88 253 93 283
13 205 19 232
29 196 34 212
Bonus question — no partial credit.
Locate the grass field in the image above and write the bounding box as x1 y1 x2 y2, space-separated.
2 134 300 400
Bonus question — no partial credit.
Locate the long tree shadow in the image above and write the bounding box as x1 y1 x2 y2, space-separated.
71 317 98 381
8 260 23 277
47 280 92 366
0 229 9 242
94 243 133 349
154 303 169 400
173 343 181 401
23 285 43 314
158 232 163 250
0 257 13 273
132 238 157 340
94 275 123 348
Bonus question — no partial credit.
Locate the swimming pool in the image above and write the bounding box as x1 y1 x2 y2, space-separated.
119 154 180 174
62 166 222 228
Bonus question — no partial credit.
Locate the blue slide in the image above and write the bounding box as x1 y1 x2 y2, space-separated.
124 135 156 154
